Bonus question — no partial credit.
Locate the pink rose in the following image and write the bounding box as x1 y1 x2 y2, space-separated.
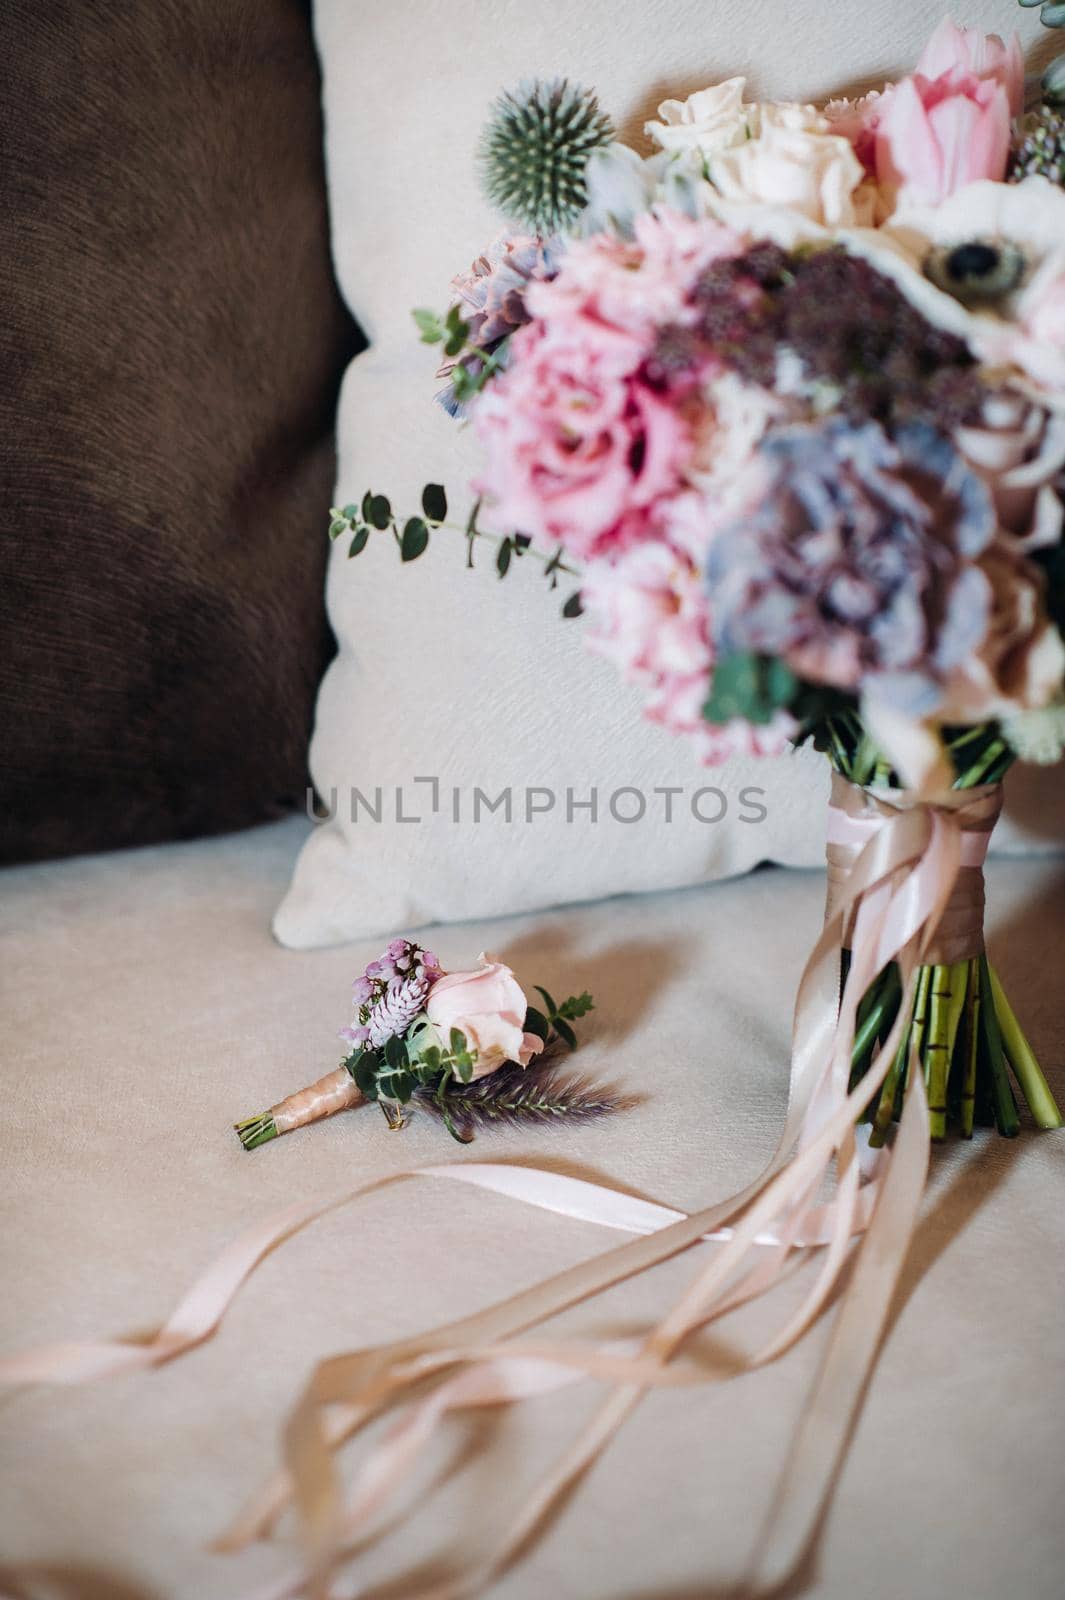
582 542 711 684
475 318 693 559
875 69 1010 208
915 19 1024 117
425 957 543 1078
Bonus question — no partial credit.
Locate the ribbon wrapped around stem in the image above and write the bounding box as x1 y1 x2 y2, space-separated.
0 783 1030 1599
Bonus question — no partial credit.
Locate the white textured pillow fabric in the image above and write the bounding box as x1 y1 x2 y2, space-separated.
276 0 1058 948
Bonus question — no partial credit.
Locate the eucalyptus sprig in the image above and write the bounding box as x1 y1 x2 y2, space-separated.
412 304 508 407
328 487 583 618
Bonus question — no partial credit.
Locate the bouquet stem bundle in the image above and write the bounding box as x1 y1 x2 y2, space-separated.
846 951 1062 1142
821 708 1062 1142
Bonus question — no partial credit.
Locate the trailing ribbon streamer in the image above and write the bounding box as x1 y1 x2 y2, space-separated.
0 786 997 1600
237 789 971 1599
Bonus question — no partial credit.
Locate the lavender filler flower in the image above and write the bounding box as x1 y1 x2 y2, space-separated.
341 940 444 1050
707 417 997 717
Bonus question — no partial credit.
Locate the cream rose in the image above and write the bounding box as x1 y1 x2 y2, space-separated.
645 78 753 164
709 107 867 228
425 956 543 1078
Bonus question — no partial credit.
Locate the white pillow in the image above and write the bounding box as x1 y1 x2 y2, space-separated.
276 0 1057 948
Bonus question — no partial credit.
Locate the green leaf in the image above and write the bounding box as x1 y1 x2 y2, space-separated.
400 517 430 561
329 518 347 541
1044 53 1065 104
534 985 558 1017
455 1052 474 1084
562 591 583 618
523 1006 550 1042
348 526 369 558
384 1033 408 1069
556 991 594 1021
412 307 444 343
379 1070 415 1104
341 503 359 520
496 537 512 577
552 1016 578 1051
350 1047 381 1098
702 652 798 727
368 494 392 531
449 1028 468 1056
450 364 476 402
361 491 375 523
443 329 467 359
422 483 447 524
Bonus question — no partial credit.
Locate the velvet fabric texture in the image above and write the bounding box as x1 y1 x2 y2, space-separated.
0 0 360 864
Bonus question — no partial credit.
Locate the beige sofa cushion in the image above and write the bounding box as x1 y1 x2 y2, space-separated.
2 823 1063 1596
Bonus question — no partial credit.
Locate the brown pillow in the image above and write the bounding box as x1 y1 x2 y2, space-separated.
0 0 360 864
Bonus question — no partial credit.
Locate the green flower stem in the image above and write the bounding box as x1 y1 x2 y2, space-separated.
869 1031 910 1150
869 966 931 1148
988 965 1063 1130
418 514 581 580
234 1112 279 1150
978 956 1020 1138
960 956 981 1139
955 738 1008 788
925 960 968 1141
849 964 900 1088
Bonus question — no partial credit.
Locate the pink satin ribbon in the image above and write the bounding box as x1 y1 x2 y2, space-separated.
0 782 1000 1600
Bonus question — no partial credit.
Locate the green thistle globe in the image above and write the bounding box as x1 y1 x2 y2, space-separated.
481 78 614 236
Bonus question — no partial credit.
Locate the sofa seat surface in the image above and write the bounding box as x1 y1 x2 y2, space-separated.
1 818 1063 1600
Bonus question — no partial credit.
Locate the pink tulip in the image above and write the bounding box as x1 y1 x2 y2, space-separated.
875 68 1011 208
916 18 1024 117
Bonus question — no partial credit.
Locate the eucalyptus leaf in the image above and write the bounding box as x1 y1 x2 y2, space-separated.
413 307 444 343
703 651 798 726
368 494 392 531
384 1033 408 1068
497 538 512 577
348 526 369 558
422 483 447 523
400 517 430 561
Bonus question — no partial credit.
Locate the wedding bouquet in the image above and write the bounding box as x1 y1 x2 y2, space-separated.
334 16 1065 1143
236 941 605 1147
